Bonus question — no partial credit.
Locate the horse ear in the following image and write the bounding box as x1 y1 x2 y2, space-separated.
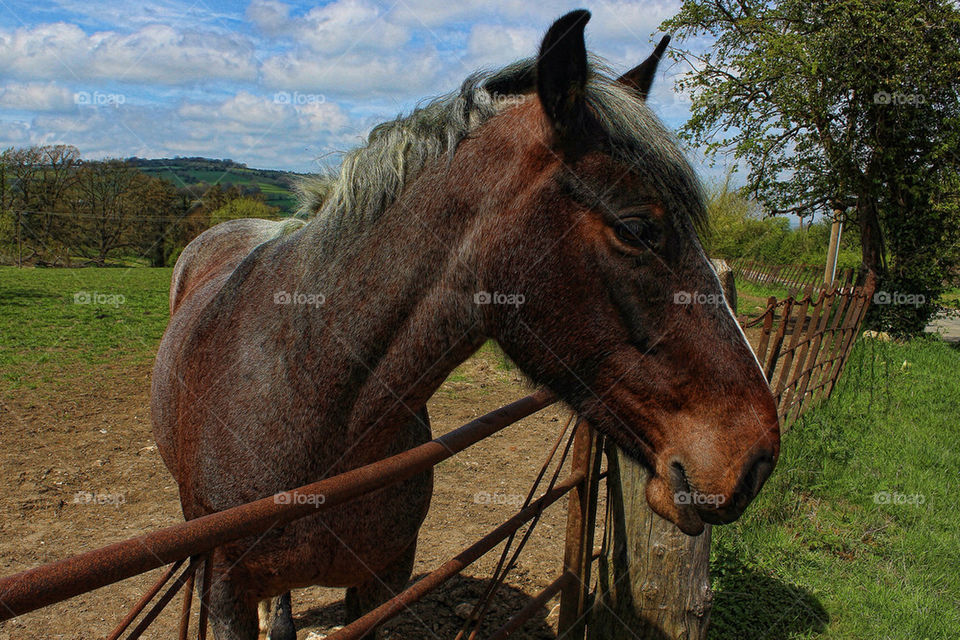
618 35 671 100
536 10 591 138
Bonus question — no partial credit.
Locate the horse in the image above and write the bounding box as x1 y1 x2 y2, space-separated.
151 10 780 639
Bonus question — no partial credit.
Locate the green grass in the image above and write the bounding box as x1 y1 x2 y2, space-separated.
0 266 171 392
137 161 300 213
940 287 960 310
736 280 794 316
709 336 960 638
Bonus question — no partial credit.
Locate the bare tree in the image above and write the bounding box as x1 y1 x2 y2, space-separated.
69 160 141 266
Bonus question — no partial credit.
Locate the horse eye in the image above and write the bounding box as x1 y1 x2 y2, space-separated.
614 217 661 249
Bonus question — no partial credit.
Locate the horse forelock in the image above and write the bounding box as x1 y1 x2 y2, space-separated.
296 54 706 239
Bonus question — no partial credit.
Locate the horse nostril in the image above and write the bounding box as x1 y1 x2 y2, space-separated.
733 452 774 508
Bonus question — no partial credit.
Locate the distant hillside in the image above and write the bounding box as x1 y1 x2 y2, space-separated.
127 157 306 214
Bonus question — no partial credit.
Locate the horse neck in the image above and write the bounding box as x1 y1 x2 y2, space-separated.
287 165 488 439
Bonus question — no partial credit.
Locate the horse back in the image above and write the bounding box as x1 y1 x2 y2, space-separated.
168 217 305 315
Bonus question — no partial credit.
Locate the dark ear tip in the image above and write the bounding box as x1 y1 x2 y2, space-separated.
655 35 671 57
560 8 592 25
543 9 591 45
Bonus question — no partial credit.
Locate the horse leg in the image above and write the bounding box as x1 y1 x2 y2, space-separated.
258 592 295 640
206 570 260 640
344 540 417 634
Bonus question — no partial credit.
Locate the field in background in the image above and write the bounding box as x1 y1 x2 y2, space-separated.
130 157 302 214
1 266 957 638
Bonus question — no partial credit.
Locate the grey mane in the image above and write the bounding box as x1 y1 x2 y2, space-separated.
296 55 706 234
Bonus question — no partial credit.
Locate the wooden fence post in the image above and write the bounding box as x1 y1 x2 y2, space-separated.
558 421 604 639
589 445 712 640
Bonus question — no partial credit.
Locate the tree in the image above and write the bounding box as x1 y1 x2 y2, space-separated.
662 0 960 334
32 145 81 260
69 160 142 266
208 196 279 226
0 145 81 265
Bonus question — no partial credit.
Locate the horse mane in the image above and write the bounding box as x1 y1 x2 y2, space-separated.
296 55 706 235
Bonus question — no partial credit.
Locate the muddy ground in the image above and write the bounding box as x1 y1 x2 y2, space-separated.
0 350 600 640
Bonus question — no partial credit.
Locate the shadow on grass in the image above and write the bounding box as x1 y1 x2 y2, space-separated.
294 573 556 639
709 548 829 639
0 287 57 305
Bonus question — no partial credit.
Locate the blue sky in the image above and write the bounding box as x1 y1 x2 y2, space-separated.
0 0 722 177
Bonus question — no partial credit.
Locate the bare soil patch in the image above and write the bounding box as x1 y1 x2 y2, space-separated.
0 350 590 639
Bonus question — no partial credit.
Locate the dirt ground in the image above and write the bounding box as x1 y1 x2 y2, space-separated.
0 351 599 639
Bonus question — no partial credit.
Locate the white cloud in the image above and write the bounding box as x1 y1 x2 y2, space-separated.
0 1 704 174
248 0 408 54
261 49 442 97
0 22 258 85
247 0 291 37
7 90 354 171
0 81 76 112
178 91 293 132
467 24 538 68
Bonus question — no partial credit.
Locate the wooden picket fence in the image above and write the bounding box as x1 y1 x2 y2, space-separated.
738 268 877 427
732 259 839 292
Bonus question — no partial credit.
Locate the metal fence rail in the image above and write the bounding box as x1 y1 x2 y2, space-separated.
0 262 878 638
1 389 606 640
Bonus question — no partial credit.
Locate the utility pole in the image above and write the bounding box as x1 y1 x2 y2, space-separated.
824 219 842 285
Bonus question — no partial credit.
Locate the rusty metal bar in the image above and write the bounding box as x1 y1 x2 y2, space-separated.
487 571 574 640
755 296 777 364
774 286 813 398
557 422 603 639
196 553 213 640
126 559 199 640
104 560 184 640
178 568 195 640
324 469 585 640
0 390 557 621
455 414 579 640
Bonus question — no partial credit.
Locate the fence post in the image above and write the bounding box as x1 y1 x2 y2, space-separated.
589 444 712 640
558 421 603 639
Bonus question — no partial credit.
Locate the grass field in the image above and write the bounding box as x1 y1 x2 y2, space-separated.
1 266 957 638
0 267 171 393
709 336 960 638
736 280 795 317
134 158 302 213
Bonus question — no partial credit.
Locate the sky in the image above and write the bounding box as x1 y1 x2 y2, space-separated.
0 0 719 177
